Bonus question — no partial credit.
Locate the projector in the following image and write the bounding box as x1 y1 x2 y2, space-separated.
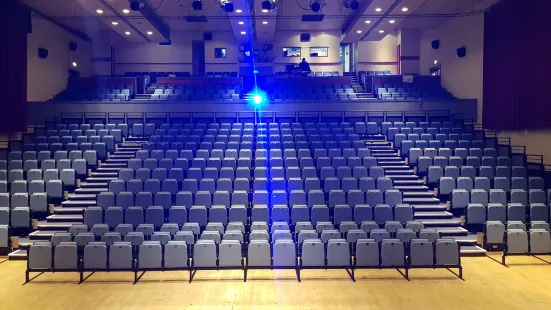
129 0 148 11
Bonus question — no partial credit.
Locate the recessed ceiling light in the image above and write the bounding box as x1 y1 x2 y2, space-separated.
356 30 362 34
262 21 268 24
375 8 382 12
240 31 246 34
378 30 384 33
389 20 395 24
147 31 153 35
111 21 119 26
238 21 244 25
365 20 371 24
122 9 130 14
434 60 438 65
72 62 77 67
401 7 409 12
96 9 103 14
125 31 131 35
236 9 242 13
262 9 269 13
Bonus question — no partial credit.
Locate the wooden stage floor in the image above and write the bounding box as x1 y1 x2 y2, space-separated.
1 254 551 310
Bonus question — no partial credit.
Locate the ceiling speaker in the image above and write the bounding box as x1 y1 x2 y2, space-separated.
38 48 48 59
300 33 310 42
457 47 466 58
431 40 439 49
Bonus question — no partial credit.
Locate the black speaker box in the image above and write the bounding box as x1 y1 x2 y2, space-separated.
457 47 466 58
300 33 310 42
431 40 439 49
204 32 212 41
38 48 48 59
69 41 77 51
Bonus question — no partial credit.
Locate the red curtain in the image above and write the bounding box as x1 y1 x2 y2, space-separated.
0 0 30 134
483 0 551 130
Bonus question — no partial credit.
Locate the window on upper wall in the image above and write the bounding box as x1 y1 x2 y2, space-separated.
310 47 328 57
282 47 301 57
215 48 227 58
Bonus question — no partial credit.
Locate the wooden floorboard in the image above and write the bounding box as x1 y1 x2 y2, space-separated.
1 254 551 309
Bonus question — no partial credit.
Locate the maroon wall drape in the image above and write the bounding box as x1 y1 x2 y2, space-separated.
483 0 551 130
0 0 30 134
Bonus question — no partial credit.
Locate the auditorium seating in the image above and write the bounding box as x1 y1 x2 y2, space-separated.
54 84 134 102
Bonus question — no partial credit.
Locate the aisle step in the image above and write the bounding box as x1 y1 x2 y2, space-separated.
46 214 83 223
37 221 82 230
53 207 85 215
412 204 448 211
103 159 130 163
414 211 453 219
385 169 415 175
381 166 410 170
402 191 435 197
86 177 117 182
99 163 127 168
394 185 429 191
369 149 395 153
420 218 461 227
460 245 487 256
7 250 27 260
433 226 469 237
386 175 419 180
379 161 406 165
90 172 118 177
29 230 68 240
79 182 109 188
74 188 107 194
61 200 97 207
376 156 402 161
113 151 136 155
96 167 122 172
403 197 441 204
393 180 425 185
372 153 399 158
66 194 97 200
453 234 479 246
109 154 134 159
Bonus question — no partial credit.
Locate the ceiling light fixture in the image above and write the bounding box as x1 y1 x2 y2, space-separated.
240 31 246 34
111 21 119 26
375 7 382 12
389 20 395 24
147 31 153 35
434 60 438 65
262 21 268 24
122 9 130 14
365 20 371 24
356 30 362 34
378 30 384 33
236 9 242 13
262 9 268 12
125 31 131 35
96 9 103 14
238 21 244 24
401 7 409 12
72 62 77 67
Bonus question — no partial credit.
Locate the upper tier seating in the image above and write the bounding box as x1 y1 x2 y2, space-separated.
374 84 454 100
125 71 239 83
150 84 241 101
54 84 134 102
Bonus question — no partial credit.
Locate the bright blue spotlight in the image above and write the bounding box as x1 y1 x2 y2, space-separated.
253 94 263 105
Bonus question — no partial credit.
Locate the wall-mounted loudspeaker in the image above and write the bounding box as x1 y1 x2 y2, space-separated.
38 48 48 59
69 41 77 51
300 33 310 42
204 32 212 41
431 40 439 49
457 47 466 58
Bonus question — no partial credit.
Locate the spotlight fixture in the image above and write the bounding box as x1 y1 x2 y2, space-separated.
72 62 77 67
434 60 438 65
112 21 119 25
262 9 268 12
253 94 264 105
125 31 131 35
122 9 130 14
217 0 234 12
261 0 278 11
378 30 384 33
356 30 362 34
147 31 153 35
309 0 325 13
262 21 268 24
192 0 203 10
241 31 246 34
96 9 103 14
389 20 395 24
236 9 242 13
238 21 244 25
375 7 382 12
365 20 371 24
342 0 359 10
401 7 408 12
